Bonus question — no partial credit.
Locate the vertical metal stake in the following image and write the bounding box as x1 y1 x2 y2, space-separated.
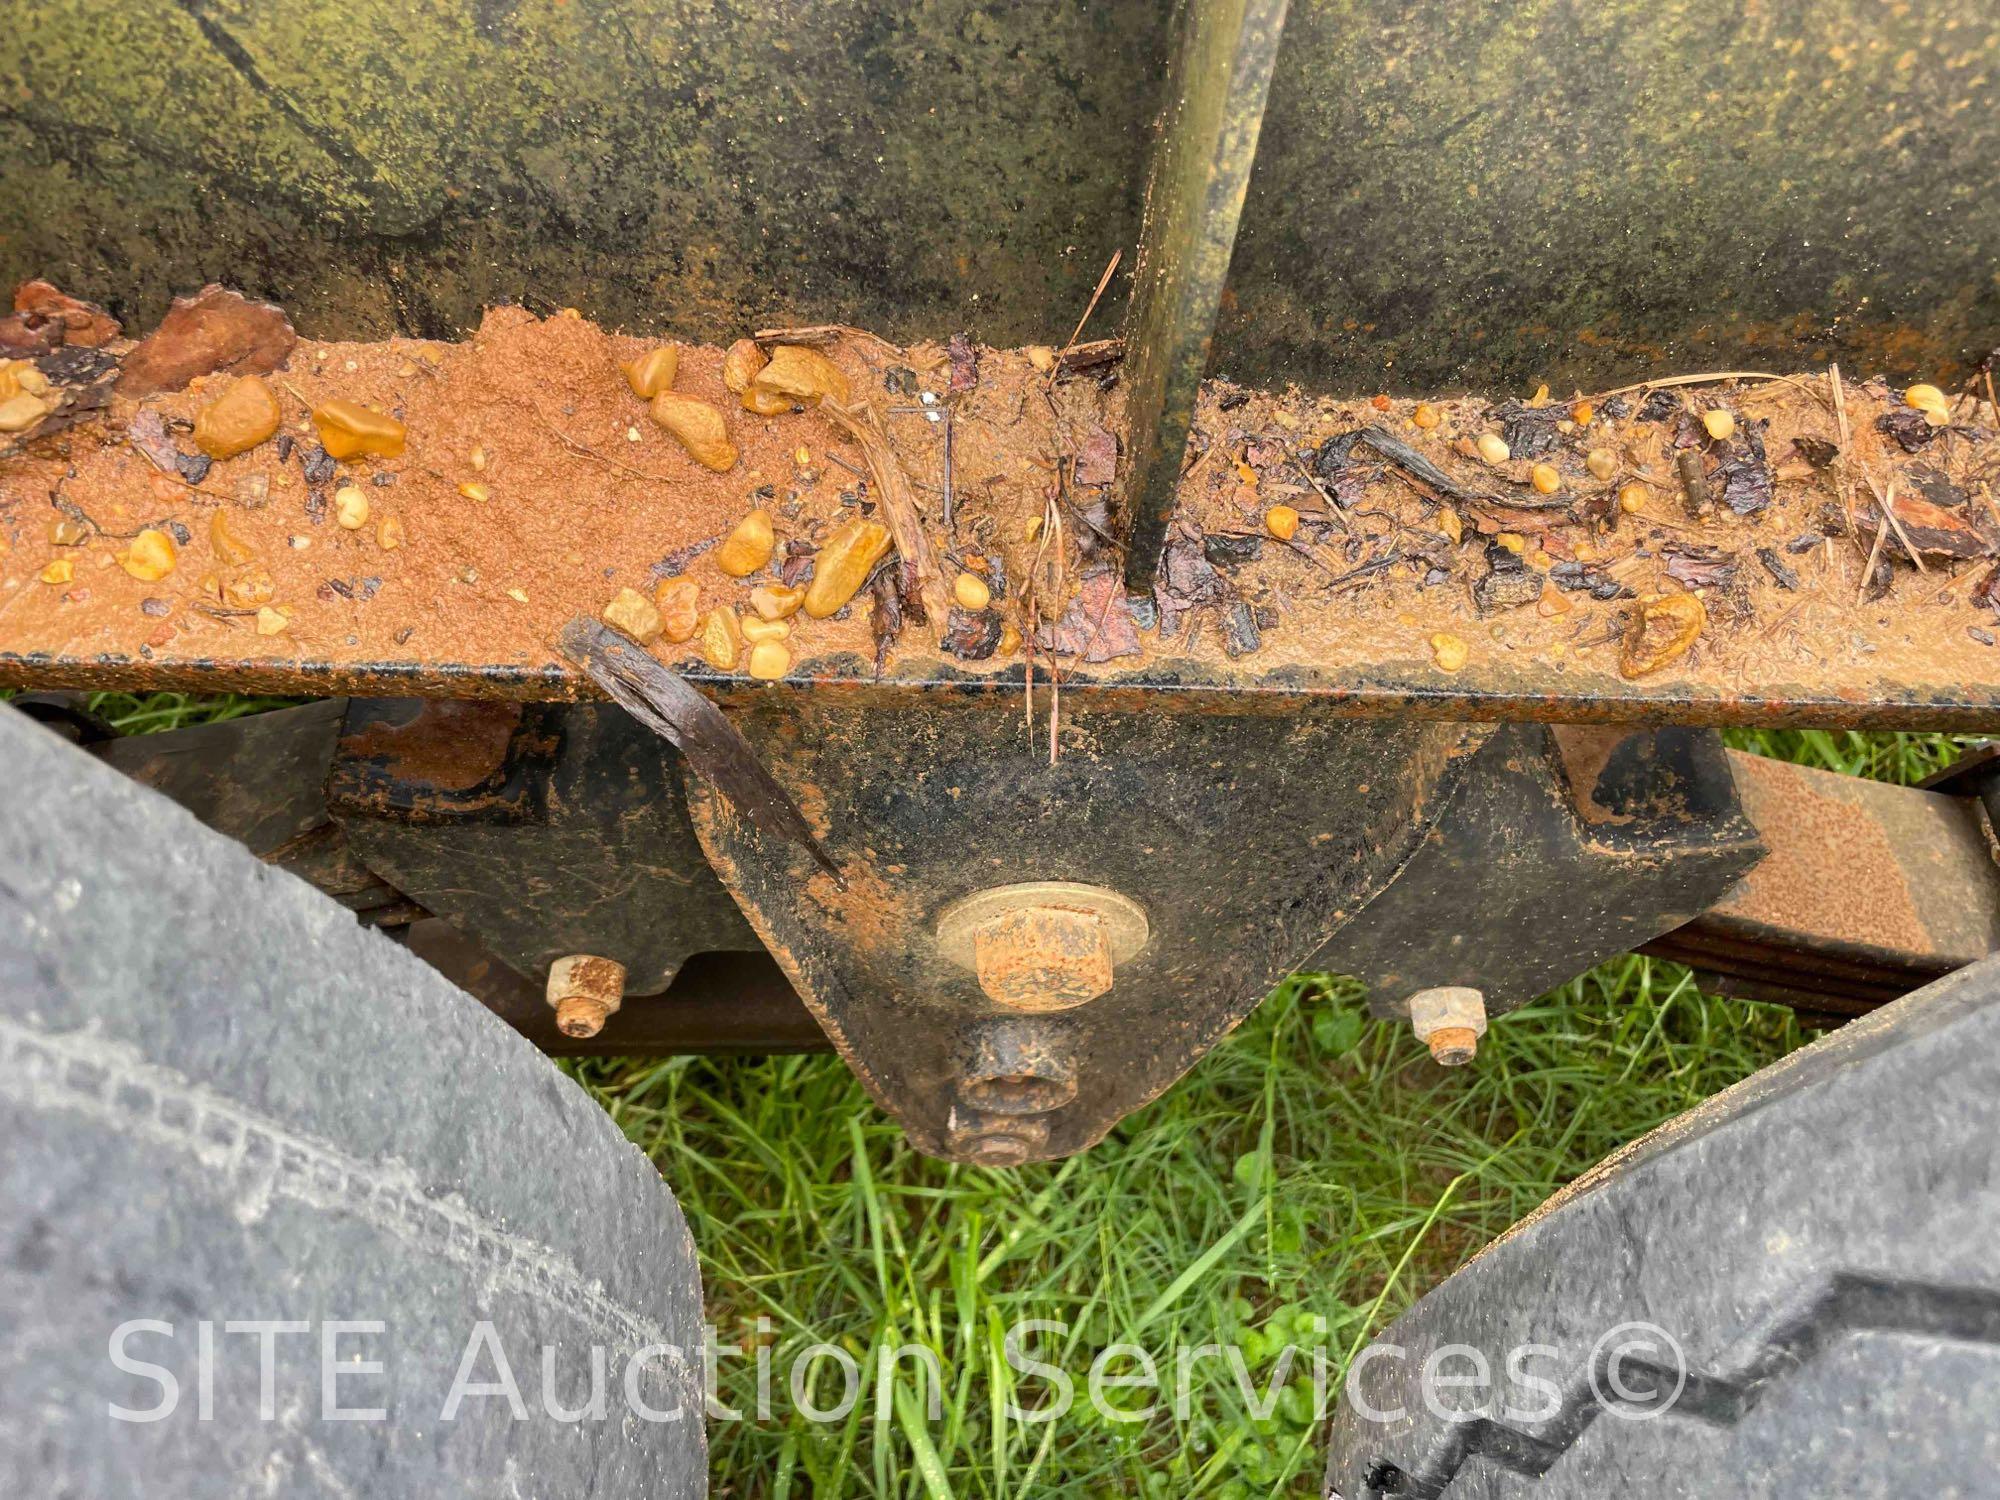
1117 0 1291 599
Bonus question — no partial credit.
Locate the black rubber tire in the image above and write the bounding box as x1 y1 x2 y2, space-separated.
0 706 707 1497
1325 952 2000 1499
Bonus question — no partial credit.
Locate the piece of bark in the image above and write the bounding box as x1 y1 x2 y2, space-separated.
941 607 1003 660
1473 549 1543 614
559 617 843 887
1074 426 1119 487
1855 491 1998 561
1039 571 1142 663
118 285 298 396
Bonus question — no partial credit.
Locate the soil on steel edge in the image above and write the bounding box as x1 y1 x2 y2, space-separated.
2 304 1999 727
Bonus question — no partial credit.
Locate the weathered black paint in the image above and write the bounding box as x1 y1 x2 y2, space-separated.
3 1 1991 391
326 699 757 994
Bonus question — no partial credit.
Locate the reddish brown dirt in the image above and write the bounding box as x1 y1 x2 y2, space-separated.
3 306 1998 725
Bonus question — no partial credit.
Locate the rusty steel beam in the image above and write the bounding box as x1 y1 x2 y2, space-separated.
1117 0 1290 597
1644 750 2000 1018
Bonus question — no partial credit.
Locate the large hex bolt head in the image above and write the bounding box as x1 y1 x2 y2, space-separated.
936 882 1150 1013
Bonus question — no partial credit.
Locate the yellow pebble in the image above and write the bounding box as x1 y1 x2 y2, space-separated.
507 587 530 604
657 578 702 642
311 399 405 461
1618 481 1649 514
117 529 177 582
715 509 776 577
1495 532 1525 554
621 347 679 399
1530 463 1561 495
39 558 74 585
1429 632 1469 672
376 516 406 550
741 615 791 643
0 392 48 433
1476 433 1510 465
747 639 791 680
804 520 891 618
1438 508 1462 544
749 584 805 621
603 586 664 644
254 606 290 636
1701 408 1735 442
1411 402 1441 430
1571 401 1595 428
470 445 488 472
954 572 992 611
334 484 370 530
1586 449 1617 481
701 607 744 670
1905 383 1950 424
459 481 490 503
1265 504 1300 541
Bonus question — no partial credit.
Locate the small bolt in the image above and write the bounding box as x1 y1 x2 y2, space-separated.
1424 1026 1480 1066
554 996 613 1038
547 954 626 1040
1407 986 1487 1067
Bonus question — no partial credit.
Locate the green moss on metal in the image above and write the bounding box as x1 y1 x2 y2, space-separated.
4 0 1993 392
0 0 1163 343
1220 0 2000 391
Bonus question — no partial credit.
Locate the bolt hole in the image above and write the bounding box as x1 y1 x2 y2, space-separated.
962 1070 1075 1114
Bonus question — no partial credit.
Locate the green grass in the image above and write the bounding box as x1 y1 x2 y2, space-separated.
60 691 1981 1495
569 726 1977 1498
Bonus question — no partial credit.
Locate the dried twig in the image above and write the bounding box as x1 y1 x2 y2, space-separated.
532 406 680 484
822 398 952 633
753 323 904 356
1865 474 1927 574
1590 370 1820 401
1284 449 1352 534
942 408 955 530
1047 249 1122 390
1828 363 1859 546
1858 511 1891 604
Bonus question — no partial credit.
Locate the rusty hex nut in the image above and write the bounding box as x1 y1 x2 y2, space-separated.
547 954 626 1039
1407 986 1487 1067
957 1019 1080 1114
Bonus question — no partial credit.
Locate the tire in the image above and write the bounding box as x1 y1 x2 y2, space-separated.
1325 952 2000 1499
0 705 707 1498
